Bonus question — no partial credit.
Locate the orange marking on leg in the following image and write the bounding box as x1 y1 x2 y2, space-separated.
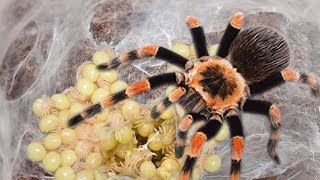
271 130 280 141
125 80 150 97
118 52 129 63
230 171 240 180
306 73 318 86
185 16 200 28
179 171 191 180
231 136 244 161
100 96 112 108
179 115 193 132
190 132 207 157
230 11 244 29
169 87 187 102
138 45 158 57
270 105 281 125
282 69 299 81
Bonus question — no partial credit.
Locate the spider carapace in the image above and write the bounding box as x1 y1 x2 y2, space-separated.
187 58 246 108
67 11 320 180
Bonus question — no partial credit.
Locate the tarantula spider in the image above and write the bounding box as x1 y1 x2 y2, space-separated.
68 12 320 180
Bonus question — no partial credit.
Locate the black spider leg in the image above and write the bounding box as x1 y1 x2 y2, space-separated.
225 107 245 180
249 69 320 96
185 16 209 58
217 12 244 58
68 72 183 127
96 45 189 71
243 99 281 164
175 111 209 159
180 110 223 179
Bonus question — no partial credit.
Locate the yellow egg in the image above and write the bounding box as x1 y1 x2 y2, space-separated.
157 167 171 180
147 133 164 151
69 103 86 116
61 150 77 166
140 161 157 178
81 63 100 82
93 50 111 65
192 167 202 180
54 166 75 180
76 169 95 180
32 97 54 118
204 154 222 173
214 122 229 142
43 133 62 150
95 109 109 122
161 158 181 172
26 142 47 162
116 126 134 144
189 43 197 59
51 94 71 110
209 44 219 57
91 88 110 104
171 41 190 58
160 107 175 120
76 79 97 97
97 129 117 151
121 100 140 121
110 80 128 94
39 114 59 133
137 122 155 137
99 69 118 84
85 153 103 168
61 128 77 145
42 151 61 172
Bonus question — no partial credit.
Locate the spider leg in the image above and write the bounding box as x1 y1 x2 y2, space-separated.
151 85 188 119
185 16 209 58
180 112 223 180
96 45 189 70
68 72 182 127
249 69 320 96
175 112 208 158
217 12 244 58
225 107 245 180
243 99 281 164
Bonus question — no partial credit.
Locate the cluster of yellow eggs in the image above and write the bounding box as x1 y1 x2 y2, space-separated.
27 43 228 179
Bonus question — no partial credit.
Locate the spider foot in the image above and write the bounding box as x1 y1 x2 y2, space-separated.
267 139 281 165
180 156 196 180
68 104 102 127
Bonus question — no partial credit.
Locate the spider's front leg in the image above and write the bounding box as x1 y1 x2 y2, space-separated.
243 99 281 164
225 107 245 180
96 45 189 70
67 72 183 127
151 84 188 119
180 111 223 180
175 112 208 158
217 12 244 58
185 16 209 58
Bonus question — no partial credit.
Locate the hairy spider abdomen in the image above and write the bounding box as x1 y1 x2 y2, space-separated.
188 59 246 108
230 27 290 83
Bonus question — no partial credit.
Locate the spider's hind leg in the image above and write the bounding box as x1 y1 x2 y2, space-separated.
249 69 320 97
97 45 189 70
175 112 208 158
225 107 245 180
217 12 244 58
180 112 223 180
243 99 281 164
68 72 181 127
